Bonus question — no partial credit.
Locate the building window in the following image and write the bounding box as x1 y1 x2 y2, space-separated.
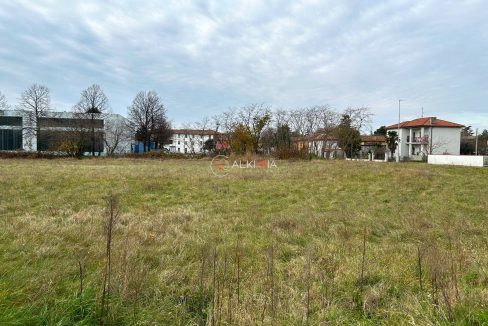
38 130 104 152
0 116 22 126
0 129 23 150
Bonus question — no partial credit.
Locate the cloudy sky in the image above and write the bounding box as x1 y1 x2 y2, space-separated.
0 0 487 129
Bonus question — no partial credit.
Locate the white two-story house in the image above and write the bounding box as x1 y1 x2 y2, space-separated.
164 129 217 154
386 117 464 160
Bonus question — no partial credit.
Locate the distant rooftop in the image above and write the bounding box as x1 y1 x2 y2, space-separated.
361 135 386 143
385 117 464 129
172 129 218 135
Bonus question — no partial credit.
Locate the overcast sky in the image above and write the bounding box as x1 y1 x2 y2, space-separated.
1 0 487 130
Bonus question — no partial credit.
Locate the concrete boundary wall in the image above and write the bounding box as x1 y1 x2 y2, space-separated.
428 155 488 167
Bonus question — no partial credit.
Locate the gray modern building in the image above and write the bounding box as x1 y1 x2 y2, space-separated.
0 110 131 155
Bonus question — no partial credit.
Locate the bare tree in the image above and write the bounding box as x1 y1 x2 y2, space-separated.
316 106 339 131
0 91 9 111
17 84 51 151
286 106 340 158
274 109 289 128
288 108 308 137
315 105 340 158
195 116 211 131
303 106 321 136
127 91 169 152
104 117 132 155
152 117 172 150
74 84 109 156
343 107 373 134
215 108 237 135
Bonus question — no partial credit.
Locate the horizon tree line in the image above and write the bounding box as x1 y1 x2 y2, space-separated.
4 86 484 157
1 86 375 157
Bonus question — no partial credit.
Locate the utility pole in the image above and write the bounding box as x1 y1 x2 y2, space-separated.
396 99 402 163
421 107 424 118
475 128 478 155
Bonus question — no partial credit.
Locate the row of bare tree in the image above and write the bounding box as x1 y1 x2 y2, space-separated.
185 104 373 156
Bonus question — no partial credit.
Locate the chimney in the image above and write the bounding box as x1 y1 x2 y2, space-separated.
429 117 436 124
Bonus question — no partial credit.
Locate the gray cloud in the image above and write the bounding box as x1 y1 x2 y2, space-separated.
0 0 487 129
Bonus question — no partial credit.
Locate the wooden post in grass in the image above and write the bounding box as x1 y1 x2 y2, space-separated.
270 242 275 323
417 247 423 291
447 235 460 301
306 253 312 325
100 193 119 325
79 260 84 297
211 247 217 326
360 227 367 288
234 237 242 322
199 250 206 325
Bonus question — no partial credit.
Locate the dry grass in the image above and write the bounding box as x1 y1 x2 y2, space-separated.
1 158 488 324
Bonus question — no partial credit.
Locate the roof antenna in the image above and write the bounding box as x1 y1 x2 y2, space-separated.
421 107 424 118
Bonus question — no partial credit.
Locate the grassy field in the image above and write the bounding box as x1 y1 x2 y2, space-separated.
1 158 488 325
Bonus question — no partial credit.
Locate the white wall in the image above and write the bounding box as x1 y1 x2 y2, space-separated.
430 127 461 155
390 128 409 160
428 155 487 167
398 128 409 159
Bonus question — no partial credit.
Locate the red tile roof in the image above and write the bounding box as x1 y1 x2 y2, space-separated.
361 135 386 143
385 117 464 129
291 133 338 142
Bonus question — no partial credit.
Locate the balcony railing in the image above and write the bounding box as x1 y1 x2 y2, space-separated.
406 136 428 144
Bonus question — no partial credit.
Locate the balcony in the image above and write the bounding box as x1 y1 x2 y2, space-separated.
406 136 428 144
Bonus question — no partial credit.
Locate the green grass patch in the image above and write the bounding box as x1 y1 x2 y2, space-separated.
1 158 488 324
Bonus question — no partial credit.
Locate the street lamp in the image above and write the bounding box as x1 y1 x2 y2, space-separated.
475 128 478 155
396 99 403 163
